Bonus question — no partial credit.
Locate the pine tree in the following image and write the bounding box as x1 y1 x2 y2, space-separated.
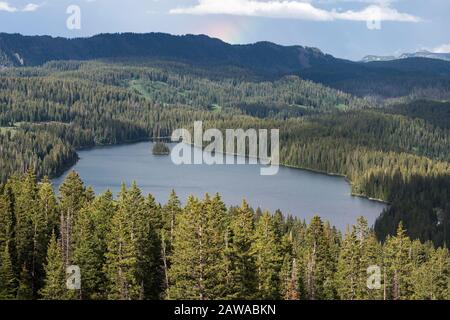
30 177 58 296
383 223 413 300
0 186 15 261
336 226 359 299
39 232 67 300
38 177 59 235
412 247 450 299
72 191 114 300
144 193 164 299
303 216 334 300
225 200 257 299
161 190 182 291
104 184 140 300
336 217 382 300
73 191 114 299
251 211 282 299
167 194 227 300
359 227 383 300
0 243 16 299
163 190 182 244
59 171 86 267
14 170 38 296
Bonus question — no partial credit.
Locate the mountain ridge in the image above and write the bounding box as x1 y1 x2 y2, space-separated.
2 32 450 98
0 32 336 75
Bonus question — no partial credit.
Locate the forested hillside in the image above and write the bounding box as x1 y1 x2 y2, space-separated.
0 32 333 73
2 32 450 99
0 60 450 258
1 171 449 300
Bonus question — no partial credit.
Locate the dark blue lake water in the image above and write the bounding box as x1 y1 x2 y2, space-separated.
53 142 387 230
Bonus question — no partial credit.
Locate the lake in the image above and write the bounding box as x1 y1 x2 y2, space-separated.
52 141 387 230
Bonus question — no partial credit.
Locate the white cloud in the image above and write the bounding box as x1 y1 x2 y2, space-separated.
334 4 420 22
0 1 17 12
170 0 421 23
23 3 41 12
0 2 44 12
432 44 450 54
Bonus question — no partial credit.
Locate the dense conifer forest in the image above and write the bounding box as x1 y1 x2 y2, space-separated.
0 171 449 300
1 58 450 299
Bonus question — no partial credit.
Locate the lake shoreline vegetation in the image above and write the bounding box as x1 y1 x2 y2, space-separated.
0 53 450 299
0 60 449 247
0 170 449 300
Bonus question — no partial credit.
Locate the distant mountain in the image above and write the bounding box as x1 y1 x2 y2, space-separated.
361 50 450 63
0 32 335 75
2 32 450 98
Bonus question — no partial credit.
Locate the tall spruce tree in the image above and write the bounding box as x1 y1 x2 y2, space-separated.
336 217 382 300
40 232 67 300
160 190 181 292
59 171 86 267
72 191 114 299
167 195 227 300
302 216 335 300
14 170 38 296
104 184 140 300
251 211 282 299
412 247 450 299
383 223 413 300
225 200 257 299
144 193 164 299
0 187 15 271
0 243 16 299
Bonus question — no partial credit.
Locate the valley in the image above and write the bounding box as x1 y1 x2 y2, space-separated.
0 32 450 300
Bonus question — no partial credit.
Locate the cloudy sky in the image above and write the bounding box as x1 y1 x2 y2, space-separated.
1 0 449 60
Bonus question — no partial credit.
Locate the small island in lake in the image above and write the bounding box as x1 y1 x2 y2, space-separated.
152 141 170 155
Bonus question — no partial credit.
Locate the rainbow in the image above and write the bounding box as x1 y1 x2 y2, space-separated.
204 19 250 44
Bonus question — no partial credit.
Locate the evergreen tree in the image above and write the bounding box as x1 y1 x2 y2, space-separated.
336 217 382 300
412 247 450 300
251 211 282 299
383 223 413 300
14 170 38 296
72 191 114 300
73 191 114 299
160 190 181 291
39 232 67 300
0 186 15 261
167 195 227 300
59 171 86 267
144 193 164 299
225 200 257 299
0 243 16 299
303 216 335 300
30 177 58 296
163 190 182 244
104 184 140 300
38 177 59 235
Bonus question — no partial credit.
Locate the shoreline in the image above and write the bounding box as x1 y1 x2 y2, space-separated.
282 163 390 205
56 140 390 207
